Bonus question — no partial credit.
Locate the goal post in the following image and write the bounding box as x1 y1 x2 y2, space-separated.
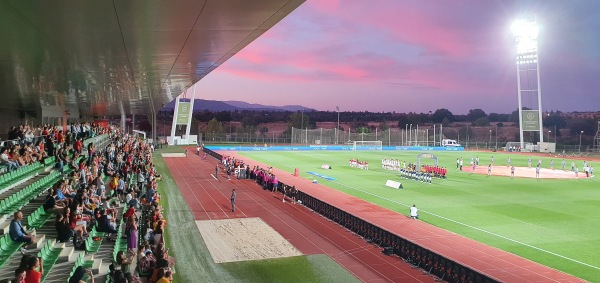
352 140 383 151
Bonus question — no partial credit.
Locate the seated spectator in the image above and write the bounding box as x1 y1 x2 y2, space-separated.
138 248 156 276
9 211 36 254
1 147 20 172
97 209 118 238
55 214 73 243
150 259 171 283
64 207 87 239
43 189 65 214
153 220 165 245
155 268 173 283
68 266 94 283
116 251 133 276
101 197 116 218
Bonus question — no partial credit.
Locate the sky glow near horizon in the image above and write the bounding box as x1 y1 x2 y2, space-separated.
193 0 600 114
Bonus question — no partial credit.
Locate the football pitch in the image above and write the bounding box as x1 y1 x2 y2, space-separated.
238 150 600 282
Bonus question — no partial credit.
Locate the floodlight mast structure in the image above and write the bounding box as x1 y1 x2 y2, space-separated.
513 18 544 150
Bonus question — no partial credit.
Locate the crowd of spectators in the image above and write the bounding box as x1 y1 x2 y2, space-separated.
0 123 107 173
5 124 175 283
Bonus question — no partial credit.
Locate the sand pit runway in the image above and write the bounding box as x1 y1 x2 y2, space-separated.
196 217 302 263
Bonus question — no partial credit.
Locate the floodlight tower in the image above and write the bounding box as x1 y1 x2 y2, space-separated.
513 18 544 149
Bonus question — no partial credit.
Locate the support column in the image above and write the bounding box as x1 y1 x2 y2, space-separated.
119 101 126 132
152 111 157 144
169 97 180 145
184 84 197 144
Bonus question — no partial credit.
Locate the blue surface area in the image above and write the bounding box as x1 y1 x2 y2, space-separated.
207 145 464 151
307 171 336 181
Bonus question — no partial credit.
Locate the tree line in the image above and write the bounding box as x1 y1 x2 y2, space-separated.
153 108 597 137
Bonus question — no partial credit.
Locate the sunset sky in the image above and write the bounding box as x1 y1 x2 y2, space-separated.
194 0 600 114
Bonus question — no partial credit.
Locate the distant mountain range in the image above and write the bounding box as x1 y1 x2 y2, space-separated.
161 99 314 112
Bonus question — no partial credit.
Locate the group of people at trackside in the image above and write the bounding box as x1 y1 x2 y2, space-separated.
218 155 298 204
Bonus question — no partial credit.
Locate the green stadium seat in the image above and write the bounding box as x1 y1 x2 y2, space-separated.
0 235 24 268
36 240 62 282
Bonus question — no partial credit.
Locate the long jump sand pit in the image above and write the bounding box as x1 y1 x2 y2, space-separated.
161 153 186 158
464 165 592 179
196 217 302 263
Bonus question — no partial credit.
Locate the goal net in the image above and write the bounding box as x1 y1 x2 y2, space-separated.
352 141 383 151
504 141 532 152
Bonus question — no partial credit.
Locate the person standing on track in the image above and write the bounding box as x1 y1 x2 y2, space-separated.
535 164 541 178
184 148 188 157
230 189 236 212
511 165 515 177
487 164 492 176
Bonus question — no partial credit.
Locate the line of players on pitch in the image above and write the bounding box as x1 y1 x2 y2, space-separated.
381 159 447 183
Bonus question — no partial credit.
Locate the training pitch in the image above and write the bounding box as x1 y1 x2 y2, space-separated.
238 150 600 282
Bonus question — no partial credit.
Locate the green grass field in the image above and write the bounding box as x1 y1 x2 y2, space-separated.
152 146 359 283
238 150 600 282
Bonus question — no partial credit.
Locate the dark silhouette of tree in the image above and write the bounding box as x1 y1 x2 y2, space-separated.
432 108 454 123
467 109 487 122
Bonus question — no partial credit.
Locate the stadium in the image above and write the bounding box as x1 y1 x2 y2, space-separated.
1 1 600 283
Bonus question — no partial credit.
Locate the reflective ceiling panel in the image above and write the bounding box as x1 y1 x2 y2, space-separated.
0 0 305 116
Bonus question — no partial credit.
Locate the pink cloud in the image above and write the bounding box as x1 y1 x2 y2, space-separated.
215 0 518 95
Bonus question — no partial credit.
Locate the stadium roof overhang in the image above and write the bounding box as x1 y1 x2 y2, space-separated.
0 0 304 117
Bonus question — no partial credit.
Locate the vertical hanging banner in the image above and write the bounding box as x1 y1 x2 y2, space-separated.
521 110 540 131
176 102 191 125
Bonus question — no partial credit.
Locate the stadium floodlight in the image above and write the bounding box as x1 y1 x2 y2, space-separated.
513 17 544 149
512 19 539 55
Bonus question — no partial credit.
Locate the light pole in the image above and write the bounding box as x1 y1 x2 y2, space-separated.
409 124 413 146
579 131 584 152
547 130 551 143
513 18 543 148
336 106 340 144
489 129 492 149
495 124 498 149
405 124 408 146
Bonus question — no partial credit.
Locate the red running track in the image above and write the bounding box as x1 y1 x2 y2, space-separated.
164 154 435 283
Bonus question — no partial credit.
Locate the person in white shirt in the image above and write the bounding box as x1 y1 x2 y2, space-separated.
1 148 20 172
410 205 419 219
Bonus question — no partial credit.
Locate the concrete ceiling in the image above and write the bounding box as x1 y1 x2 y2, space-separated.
0 0 304 117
